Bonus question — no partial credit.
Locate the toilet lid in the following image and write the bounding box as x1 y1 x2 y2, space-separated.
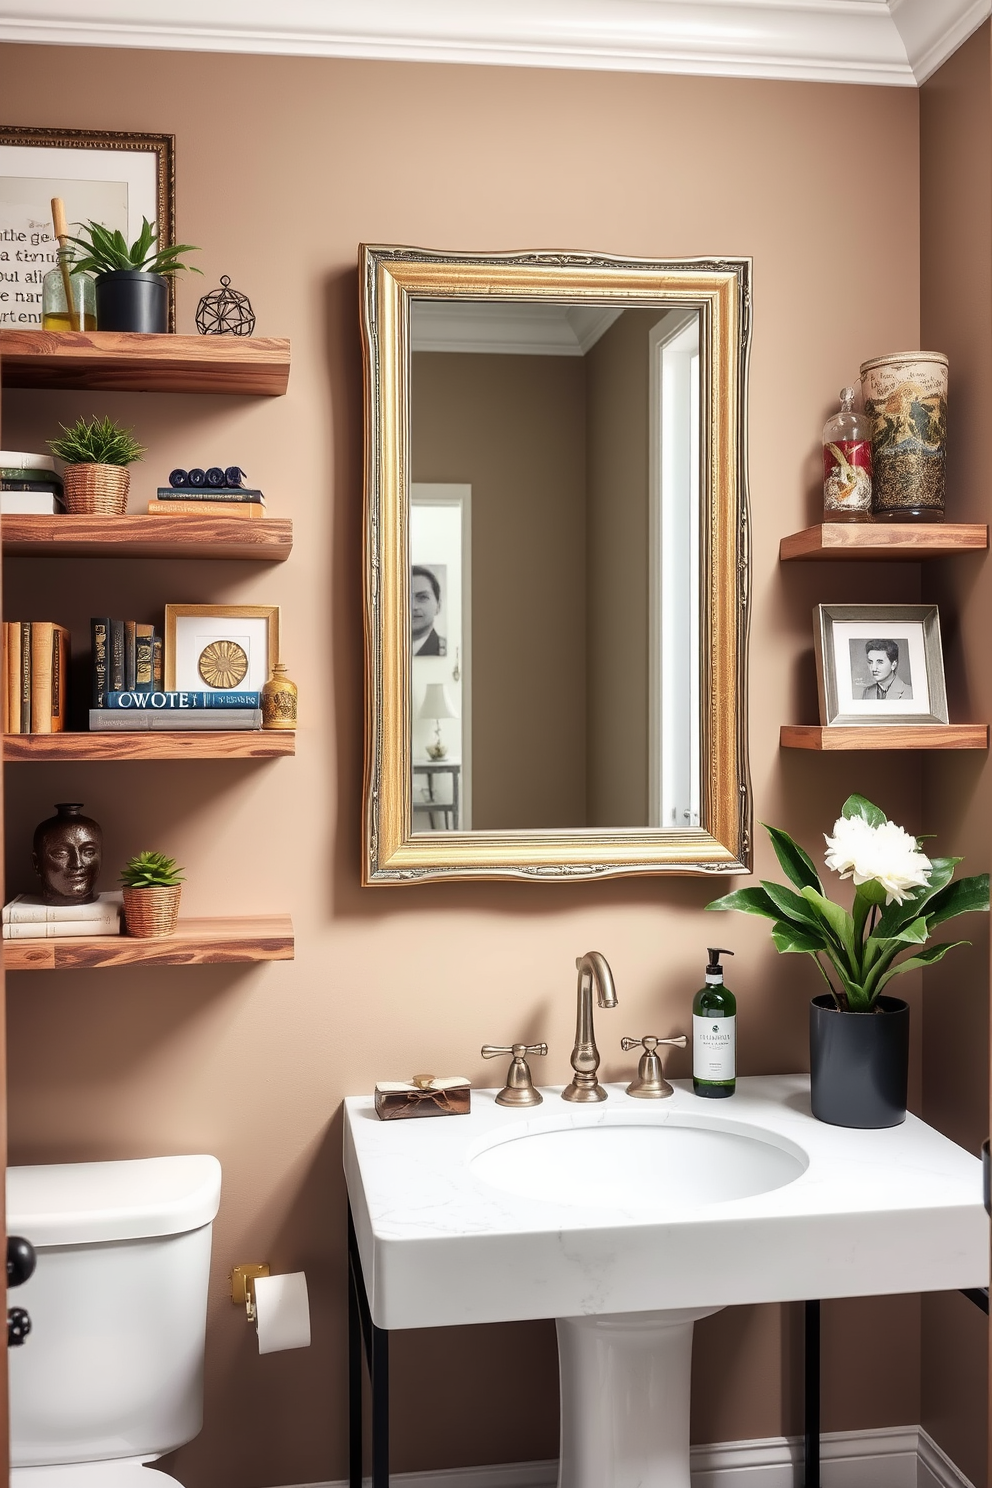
12 1460 179 1486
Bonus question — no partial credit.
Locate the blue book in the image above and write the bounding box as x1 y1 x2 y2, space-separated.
104 690 261 709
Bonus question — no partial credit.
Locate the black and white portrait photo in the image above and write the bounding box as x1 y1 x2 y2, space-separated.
850 637 914 701
814 604 947 726
411 563 448 656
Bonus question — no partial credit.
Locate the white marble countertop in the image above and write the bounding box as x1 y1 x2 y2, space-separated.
344 1075 988 1330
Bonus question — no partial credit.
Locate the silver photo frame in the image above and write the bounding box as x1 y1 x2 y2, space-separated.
813 604 948 727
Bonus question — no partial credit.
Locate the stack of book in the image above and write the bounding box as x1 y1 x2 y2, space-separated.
147 487 266 519
4 622 69 733
2 891 122 940
91 619 163 706
1 451 64 514
89 690 262 731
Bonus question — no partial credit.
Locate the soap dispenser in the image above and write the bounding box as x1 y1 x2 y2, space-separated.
692 948 736 1098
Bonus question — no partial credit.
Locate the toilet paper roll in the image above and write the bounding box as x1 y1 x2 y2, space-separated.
254 1270 311 1354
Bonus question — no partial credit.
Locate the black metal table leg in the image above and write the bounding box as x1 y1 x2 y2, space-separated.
348 1240 364 1488
804 1300 820 1488
371 1317 390 1488
349 1203 391 1486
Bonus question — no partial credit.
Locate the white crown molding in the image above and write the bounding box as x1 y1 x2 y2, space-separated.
0 0 988 89
283 1424 974 1488
410 301 623 356
891 0 992 83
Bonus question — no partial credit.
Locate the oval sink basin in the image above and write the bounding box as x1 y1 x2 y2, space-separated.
470 1116 807 1212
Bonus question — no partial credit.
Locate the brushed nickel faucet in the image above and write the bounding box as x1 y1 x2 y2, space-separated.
562 951 617 1103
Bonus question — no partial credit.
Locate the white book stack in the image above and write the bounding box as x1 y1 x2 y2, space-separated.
2 891 123 939
0 450 63 515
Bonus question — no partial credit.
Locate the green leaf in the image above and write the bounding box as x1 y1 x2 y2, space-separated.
873 857 960 940
924 874 990 929
771 921 828 954
764 823 822 894
705 886 780 918
841 794 887 828
801 887 856 955
875 940 970 990
760 880 825 930
119 849 185 888
63 216 201 277
867 917 930 958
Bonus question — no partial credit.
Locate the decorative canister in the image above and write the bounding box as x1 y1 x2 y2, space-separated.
62 463 129 515
860 352 948 521
261 662 298 729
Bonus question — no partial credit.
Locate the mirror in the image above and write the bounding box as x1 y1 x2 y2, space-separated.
361 247 752 884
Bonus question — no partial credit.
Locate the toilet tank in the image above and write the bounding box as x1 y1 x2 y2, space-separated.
7 1155 222 1468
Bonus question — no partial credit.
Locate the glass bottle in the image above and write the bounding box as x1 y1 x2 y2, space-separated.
692 948 736 1098
261 663 298 730
42 250 96 332
822 386 872 521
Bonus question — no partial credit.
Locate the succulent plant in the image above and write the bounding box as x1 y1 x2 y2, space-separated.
120 851 185 889
48 415 146 467
65 217 202 278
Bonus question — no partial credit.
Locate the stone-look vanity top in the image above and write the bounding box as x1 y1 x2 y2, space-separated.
344 1075 988 1330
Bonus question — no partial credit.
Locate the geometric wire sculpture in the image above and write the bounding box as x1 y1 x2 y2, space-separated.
195 275 256 336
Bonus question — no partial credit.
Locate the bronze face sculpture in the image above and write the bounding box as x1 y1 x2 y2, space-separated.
33 803 102 906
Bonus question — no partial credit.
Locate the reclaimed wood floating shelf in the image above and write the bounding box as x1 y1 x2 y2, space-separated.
780 523 989 561
0 330 290 396
3 914 295 971
781 725 989 751
4 732 295 761
2 513 293 561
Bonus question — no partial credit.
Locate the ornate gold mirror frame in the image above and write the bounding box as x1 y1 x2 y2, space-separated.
360 245 752 885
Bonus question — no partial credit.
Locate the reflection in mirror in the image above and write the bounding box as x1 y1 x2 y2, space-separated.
410 300 700 834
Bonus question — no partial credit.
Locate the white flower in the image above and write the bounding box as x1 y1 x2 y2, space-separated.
823 814 932 905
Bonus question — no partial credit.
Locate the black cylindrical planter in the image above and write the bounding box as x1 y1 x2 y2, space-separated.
809 994 909 1129
95 271 168 333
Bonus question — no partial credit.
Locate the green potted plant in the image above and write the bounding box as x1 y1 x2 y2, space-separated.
48 415 146 515
706 794 989 1129
65 217 201 334
120 851 185 939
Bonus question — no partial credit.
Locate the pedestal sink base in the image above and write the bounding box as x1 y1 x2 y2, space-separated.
557 1306 722 1488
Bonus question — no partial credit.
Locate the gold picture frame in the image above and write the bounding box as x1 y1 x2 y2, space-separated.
0 126 176 331
164 605 280 693
360 244 753 885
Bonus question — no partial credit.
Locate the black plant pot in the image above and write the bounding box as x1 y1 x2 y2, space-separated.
809 994 909 1129
95 271 168 333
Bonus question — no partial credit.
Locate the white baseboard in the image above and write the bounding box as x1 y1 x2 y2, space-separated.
284 1425 975 1488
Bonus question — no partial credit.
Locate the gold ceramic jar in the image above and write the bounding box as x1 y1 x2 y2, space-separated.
261 663 298 729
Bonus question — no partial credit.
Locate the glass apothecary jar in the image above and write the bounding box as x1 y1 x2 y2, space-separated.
42 250 96 331
822 387 872 521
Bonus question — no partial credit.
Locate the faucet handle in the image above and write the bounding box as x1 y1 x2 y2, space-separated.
621 1034 687 1099
621 1034 687 1053
481 1042 547 1108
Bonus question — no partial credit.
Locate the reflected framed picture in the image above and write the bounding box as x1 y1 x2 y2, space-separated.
813 603 948 726
165 604 280 693
0 126 175 329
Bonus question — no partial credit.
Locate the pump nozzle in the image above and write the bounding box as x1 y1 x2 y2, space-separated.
706 948 734 974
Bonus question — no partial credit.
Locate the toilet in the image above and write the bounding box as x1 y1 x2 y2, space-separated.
7 1154 222 1486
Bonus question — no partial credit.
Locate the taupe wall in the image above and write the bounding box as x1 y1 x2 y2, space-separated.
412 350 587 829
0 43 929 1488
920 24 992 1488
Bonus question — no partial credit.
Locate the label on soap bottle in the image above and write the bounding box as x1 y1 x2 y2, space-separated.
693 1014 736 1081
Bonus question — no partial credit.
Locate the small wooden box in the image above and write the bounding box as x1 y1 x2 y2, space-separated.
374 1076 471 1120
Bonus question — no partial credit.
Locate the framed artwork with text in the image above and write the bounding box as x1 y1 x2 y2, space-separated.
0 127 175 330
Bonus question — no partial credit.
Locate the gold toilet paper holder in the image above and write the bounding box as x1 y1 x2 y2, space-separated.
231 1262 270 1323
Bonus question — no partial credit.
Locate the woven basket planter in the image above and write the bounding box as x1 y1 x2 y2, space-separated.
62 463 130 515
122 884 182 938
